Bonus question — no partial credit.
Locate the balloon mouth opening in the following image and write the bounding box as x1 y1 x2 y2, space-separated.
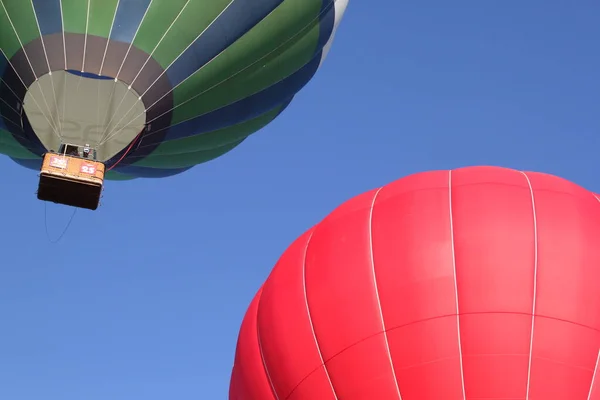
22 70 147 162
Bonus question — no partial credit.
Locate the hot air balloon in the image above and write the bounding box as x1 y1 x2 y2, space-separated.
0 0 348 209
229 166 600 400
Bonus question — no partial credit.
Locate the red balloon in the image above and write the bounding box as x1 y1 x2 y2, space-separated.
229 166 600 400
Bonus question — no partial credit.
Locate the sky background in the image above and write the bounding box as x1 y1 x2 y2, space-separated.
0 2 599 399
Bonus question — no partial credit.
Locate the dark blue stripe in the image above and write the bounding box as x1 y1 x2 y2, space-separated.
0 52 28 141
317 0 336 52
0 106 20 131
0 116 10 131
32 0 62 36
133 97 292 155
10 154 190 179
10 156 41 172
110 0 152 44
113 164 192 178
166 0 284 87
66 70 113 80
0 53 20 132
159 55 321 141
0 45 9 75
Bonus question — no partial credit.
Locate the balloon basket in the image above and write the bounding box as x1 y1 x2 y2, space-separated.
36 153 105 211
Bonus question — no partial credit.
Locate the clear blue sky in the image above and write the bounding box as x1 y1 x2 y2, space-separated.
1 2 599 399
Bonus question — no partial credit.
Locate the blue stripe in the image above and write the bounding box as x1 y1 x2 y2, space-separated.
113 164 191 178
32 0 62 36
317 0 336 52
66 70 113 80
166 0 284 87
110 0 152 44
160 55 321 141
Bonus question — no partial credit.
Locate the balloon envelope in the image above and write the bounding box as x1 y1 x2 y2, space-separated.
0 0 348 180
229 166 600 399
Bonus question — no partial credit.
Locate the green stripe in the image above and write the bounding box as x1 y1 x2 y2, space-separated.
61 0 88 34
0 129 39 159
131 0 189 63
2 0 40 48
171 0 321 117
171 7 321 124
150 0 231 69
0 2 28 57
134 104 283 168
0 12 19 58
105 170 136 181
88 0 119 38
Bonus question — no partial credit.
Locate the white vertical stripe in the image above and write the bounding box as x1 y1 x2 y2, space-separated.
257 322 280 400
587 190 600 399
59 0 67 127
59 0 66 69
81 0 91 71
521 171 539 400
587 349 600 400
29 0 52 76
302 231 338 399
448 170 467 399
369 187 403 399
99 0 121 75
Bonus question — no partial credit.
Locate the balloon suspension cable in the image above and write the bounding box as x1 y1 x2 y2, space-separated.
106 130 143 171
44 202 78 244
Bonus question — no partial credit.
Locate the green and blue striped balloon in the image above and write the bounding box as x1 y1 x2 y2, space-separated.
0 0 348 180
